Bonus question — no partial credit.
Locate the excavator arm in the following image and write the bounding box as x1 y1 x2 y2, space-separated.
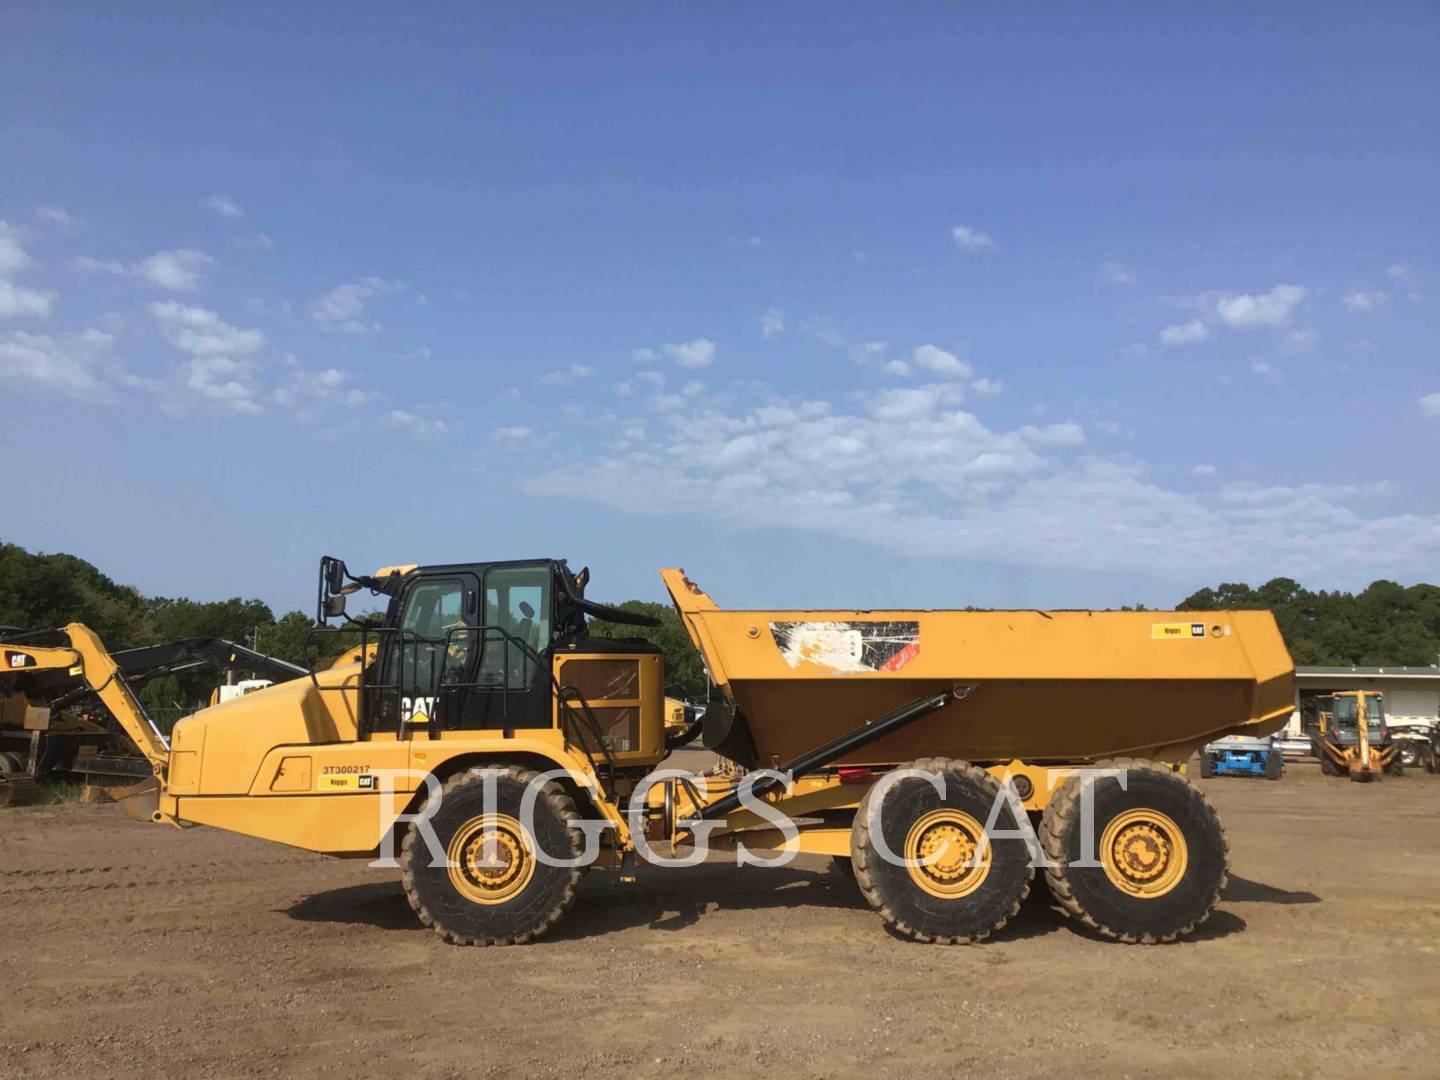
1 625 310 780
2 623 172 775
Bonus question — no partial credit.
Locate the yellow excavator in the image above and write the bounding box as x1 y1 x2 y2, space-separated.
0 555 1295 946
0 630 307 804
1311 690 1402 781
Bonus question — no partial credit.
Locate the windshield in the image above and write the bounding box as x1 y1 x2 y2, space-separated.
1333 694 1384 732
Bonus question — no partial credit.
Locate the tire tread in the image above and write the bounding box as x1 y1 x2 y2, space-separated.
398 765 583 946
851 756 1033 944
1038 757 1228 944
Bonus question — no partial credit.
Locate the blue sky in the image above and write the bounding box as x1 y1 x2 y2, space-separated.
2 3 1437 615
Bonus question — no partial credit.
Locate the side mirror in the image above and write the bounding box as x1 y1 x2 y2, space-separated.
326 558 348 594
324 593 347 620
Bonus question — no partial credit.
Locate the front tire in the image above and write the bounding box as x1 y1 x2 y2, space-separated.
400 765 585 946
1040 759 1228 944
1265 749 1283 781
851 757 1034 944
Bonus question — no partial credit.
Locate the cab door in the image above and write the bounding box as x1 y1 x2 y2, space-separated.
371 572 478 734
458 562 555 730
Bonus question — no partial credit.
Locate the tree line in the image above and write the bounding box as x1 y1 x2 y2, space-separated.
4 542 1437 717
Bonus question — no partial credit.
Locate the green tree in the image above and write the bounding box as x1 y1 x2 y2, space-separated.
0 542 153 646
1180 577 1440 666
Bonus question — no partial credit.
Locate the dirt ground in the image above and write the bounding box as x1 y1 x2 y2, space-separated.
3 758 1438 1080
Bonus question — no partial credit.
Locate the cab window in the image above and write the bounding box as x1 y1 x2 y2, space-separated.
392 578 470 690
478 566 551 688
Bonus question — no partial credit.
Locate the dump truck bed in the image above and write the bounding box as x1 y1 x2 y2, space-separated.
661 569 1296 767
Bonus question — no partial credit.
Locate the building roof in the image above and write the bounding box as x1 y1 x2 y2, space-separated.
1296 666 1440 680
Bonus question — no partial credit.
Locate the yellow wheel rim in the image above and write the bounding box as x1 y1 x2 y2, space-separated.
446 813 536 906
903 809 992 899
1099 808 1188 900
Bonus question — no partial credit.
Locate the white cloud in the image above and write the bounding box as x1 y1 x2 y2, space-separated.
0 280 56 319
1386 264 1408 280
1342 290 1387 313
0 331 102 395
761 309 784 339
1102 261 1137 286
1019 422 1085 446
632 346 659 363
1283 328 1318 352
911 344 973 380
35 206 78 229
747 236 762 247
137 249 215 291
71 255 127 275
1420 392 1440 419
0 222 34 277
540 364 599 384
237 232 274 251
868 384 965 421
1192 464 1217 477
271 366 373 418
150 300 264 357
0 224 55 318
494 425 533 440
310 277 400 333
148 301 265 413
399 346 432 362
524 381 1440 582
849 341 889 364
1252 361 1273 375
202 194 245 218
183 354 263 413
660 338 716 368
1159 319 1208 346
882 359 911 377
1215 284 1306 328
950 225 996 251
972 377 1003 396
387 409 449 437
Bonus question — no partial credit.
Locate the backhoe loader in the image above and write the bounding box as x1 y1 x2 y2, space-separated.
1311 691 1402 781
0 556 1294 946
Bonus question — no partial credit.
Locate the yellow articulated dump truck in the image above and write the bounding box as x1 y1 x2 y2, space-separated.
0 557 1294 946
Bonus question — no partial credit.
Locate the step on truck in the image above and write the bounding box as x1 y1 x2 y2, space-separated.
0 556 1295 945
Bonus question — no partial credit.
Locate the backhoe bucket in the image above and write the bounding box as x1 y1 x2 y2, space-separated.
111 776 161 822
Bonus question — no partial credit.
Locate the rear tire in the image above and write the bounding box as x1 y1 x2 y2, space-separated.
400 765 585 946
1265 750 1283 781
1040 759 1228 944
1198 752 1214 779
850 757 1034 944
